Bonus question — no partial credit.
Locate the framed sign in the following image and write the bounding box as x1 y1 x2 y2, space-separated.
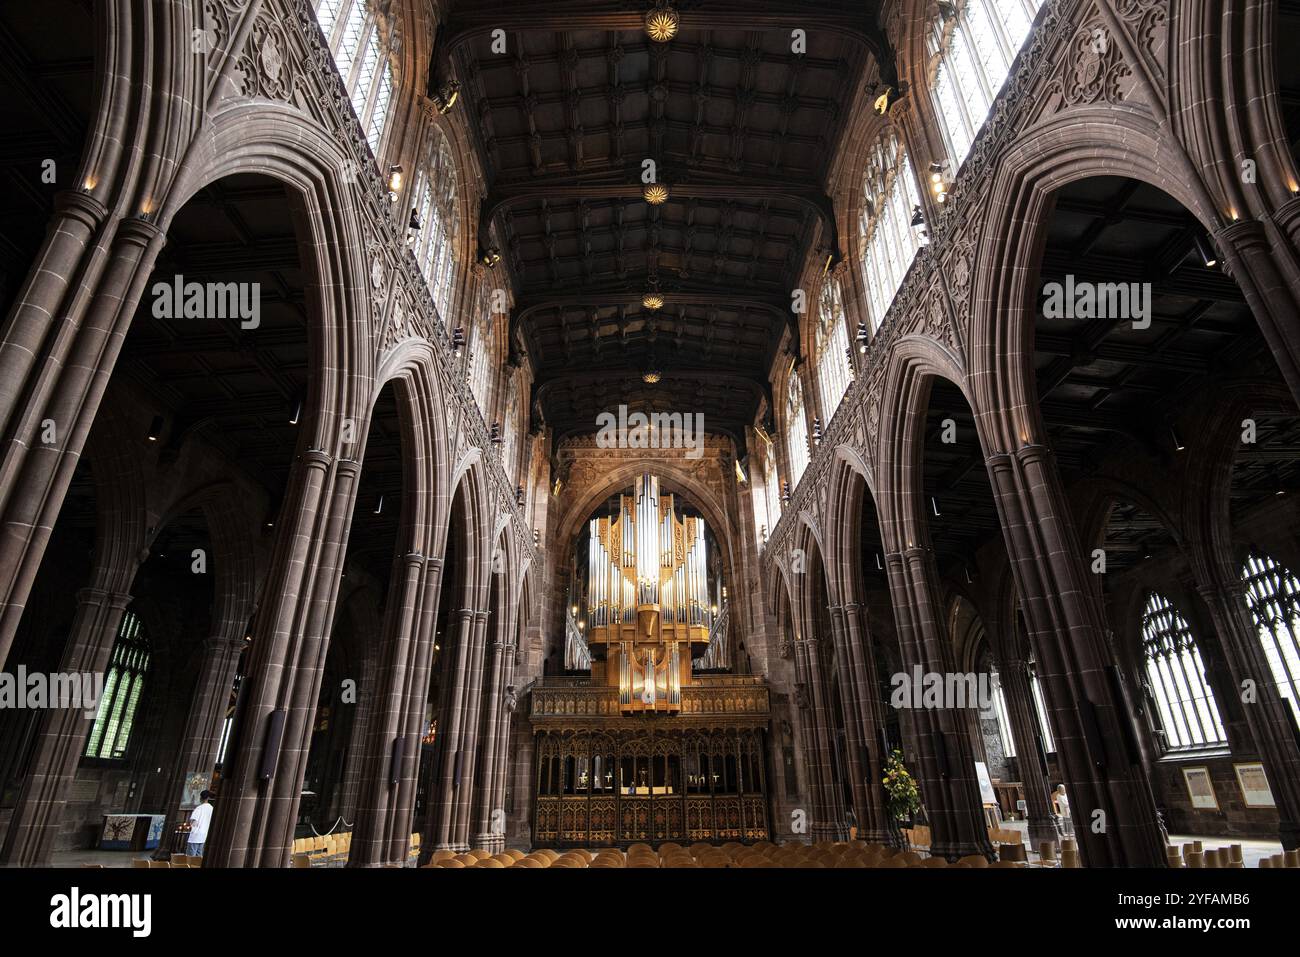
1182 766 1218 810
1234 762 1275 808
974 761 997 805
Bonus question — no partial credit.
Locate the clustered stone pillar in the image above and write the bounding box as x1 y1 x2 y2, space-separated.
349 551 429 867
791 636 847 841
882 547 993 861
472 630 515 853
0 211 166 668
429 607 476 851
0 586 133 865
829 602 891 843
986 445 1166 867
204 452 361 868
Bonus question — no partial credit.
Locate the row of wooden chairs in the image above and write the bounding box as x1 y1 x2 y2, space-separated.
1168 841 1298 868
290 832 422 868
420 840 1035 869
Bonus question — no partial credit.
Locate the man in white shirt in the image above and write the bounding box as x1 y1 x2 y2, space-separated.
187 790 213 857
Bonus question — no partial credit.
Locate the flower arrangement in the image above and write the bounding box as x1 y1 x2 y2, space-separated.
881 749 921 821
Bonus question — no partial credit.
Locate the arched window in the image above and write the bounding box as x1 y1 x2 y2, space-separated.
411 131 460 320
815 278 851 420
1141 592 1227 751
501 378 521 484
84 611 150 761
927 0 1043 167
468 285 494 413
989 664 1016 758
785 375 810 486
759 439 782 542
1241 552 1300 724
858 129 924 330
1027 660 1055 753
313 0 397 152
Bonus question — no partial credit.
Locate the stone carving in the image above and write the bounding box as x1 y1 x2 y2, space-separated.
1055 22 1132 108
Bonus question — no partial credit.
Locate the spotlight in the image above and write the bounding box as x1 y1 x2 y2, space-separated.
374 494 384 515
1171 426 1185 452
873 85 900 115
911 204 925 227
386 165 403 195
856 320 870 353
644 3 679 42
1193 234 1218 269
452 326 466 356
517 485 525 506
643 182 670 205
812 416 823 446
490 422 503 444
432 80 460 114
289 399 302 425
931 496 941 516
147 414 164 442
479 247 502 267
571 605 579 616
781 482 792 505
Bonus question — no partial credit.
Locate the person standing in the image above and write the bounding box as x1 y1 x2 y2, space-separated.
187 790 214 858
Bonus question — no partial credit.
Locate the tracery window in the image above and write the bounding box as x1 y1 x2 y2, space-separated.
759 440 782 542
1141 592 1227 751
927 0 1043 167
858 129 924 330
990 665 1016 758
815 278 852 420
501 378 521 484
411 131 460 320
785 375 810 487
84 611 150 761
468 284 494 413
1241 552 1300 725
313 0 396 153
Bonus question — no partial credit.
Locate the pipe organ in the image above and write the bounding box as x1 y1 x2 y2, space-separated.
584 474 712 713
529 473 770 848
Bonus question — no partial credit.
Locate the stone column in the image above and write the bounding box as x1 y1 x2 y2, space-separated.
472 638 510 852
450 609 491 847
882 547 993 861
839 601 892 843
0 587 133 865
985 445 1166 867
997 656 1058 850
792 637 846 841
348 551 427 867
1215 218 1300 409
203 452 361 868
334 645 377 826
158 634 245 850
392 557 442 865
1196 580 1300 850
429 607 475 850
0 215 166 668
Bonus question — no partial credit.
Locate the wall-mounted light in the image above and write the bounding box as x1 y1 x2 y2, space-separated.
856 321 870 353
641 368 662 384
781 482 792 506
931 496 941 516
1170 426 1185 452
516 484 525 506
642 291 665 311
929 161 950 204
432 80 460 114
1193 234 1218 269
374 494 384 515
812 416 823 446
407 207 421 245
386 165 403 196
490 422 503 444
478 247 502 267
289 398 302 425
452 326 466 356
147 414 164 442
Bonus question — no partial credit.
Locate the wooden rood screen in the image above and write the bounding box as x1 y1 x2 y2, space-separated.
529 678 771 846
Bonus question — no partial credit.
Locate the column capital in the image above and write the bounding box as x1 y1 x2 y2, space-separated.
75 587 132 611
54 188 109 228
403 551 426 568
1214 216 1269 251
114 214 166 248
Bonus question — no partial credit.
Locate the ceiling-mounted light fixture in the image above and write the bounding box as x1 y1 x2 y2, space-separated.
812 416 823 446
643 182 670 205
374 494 384 515
490 422 503 444
1170 425 1185 452
642 291 665 311
645 3 680 42
642 368 662 384
289 398 302 425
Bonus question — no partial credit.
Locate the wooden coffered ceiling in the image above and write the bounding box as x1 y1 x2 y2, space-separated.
445 0 891 449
